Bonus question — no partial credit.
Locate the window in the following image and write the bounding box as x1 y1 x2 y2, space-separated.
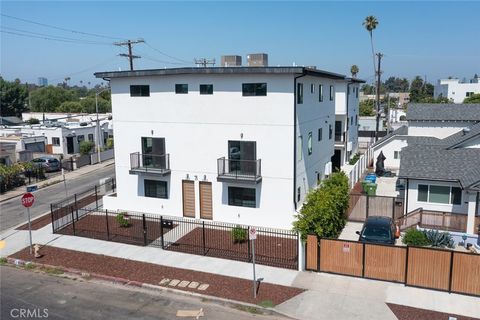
356 115 358 125
417 184 462 205
318 128 323 141
297 136 303 160
350 116 353 126
144 179 168 199
356 87 359 98
242 83 267 96
77 135 84 143
307 132 312 155
228 187 256 208
394 151 400 159
297 187 301 202
297 83 303 104
466 92 474 97
317 172 321 185
52 137 60 146
130 85 150 97
200 84 213 95
175 84 188 94
310 84 315 93
319 84 323 102
88 134 94 142
347 118 349 127
329 124 333 139
329 85 334 101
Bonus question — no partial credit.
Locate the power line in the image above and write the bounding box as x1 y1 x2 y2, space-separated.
1 13 125 40
144 42 191 64
114 39 145 71
0 30 111 45
1 26 112 45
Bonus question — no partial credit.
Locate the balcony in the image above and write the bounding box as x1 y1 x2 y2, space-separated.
335 132 346 142
129 152 171 176
217 157 262 184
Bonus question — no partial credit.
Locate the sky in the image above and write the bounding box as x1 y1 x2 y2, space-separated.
1 1 480 86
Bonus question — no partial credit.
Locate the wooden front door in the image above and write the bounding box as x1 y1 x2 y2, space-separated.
199 181 213 220
182 180 195 218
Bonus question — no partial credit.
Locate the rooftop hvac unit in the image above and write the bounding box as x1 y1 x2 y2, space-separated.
247 53 268 67
221 55 242 67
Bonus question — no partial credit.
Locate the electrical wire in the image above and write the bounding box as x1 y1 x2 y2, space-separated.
144 42 191 64
1 26 112 45
0 30 112 46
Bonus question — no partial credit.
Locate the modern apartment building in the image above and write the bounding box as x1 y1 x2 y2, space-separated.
434 77 480 103
95 66 360 229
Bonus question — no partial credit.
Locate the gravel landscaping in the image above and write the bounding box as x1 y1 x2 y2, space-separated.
9 245 304 306
387 303 479 320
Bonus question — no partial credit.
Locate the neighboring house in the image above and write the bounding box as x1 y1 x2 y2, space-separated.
0 121 109 158
388 108 406 124
332 78 364 170
399 124 480 234
433 77 480 103
407 103 480 138
95 66 361 229
371 125 408 170
357 116 386 151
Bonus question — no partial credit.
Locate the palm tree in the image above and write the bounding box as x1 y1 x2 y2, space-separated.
363 16 379 74
350 65 359 78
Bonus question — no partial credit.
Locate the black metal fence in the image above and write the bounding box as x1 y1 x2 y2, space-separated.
51 206 298 270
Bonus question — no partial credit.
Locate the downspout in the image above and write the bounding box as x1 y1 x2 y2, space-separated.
345 82 352 164
293 71 307 211
405 178 409 216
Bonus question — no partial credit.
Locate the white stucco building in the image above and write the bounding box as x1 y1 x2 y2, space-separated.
95 66 359 229
434 77 480 103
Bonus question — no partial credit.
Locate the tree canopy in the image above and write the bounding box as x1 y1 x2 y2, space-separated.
0 77 29 117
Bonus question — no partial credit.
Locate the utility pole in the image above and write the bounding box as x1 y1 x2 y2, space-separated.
194 58 215 67
375 52 383 142
114 39 145 71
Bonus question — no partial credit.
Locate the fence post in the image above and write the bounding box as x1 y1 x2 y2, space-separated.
142 214 147 246
247 226 251 261
317 237 321 272
50 204 55 233
70 157 74 171
202 221 206 255
105 210 110 241
362 243 366 278
366 195 370 219
404 246 409 286
448 251 454 293
94 185 99 210
71 206 76 236
160 216 165 249
74 194 79 221
392 197 395 219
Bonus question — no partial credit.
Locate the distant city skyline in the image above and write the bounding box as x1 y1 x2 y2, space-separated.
1 1 479 86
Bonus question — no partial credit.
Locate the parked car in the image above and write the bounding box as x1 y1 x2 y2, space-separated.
31 156 61 172
356 216 398 245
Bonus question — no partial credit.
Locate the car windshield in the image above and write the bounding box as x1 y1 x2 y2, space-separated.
32 159 45 163
361 225 391 240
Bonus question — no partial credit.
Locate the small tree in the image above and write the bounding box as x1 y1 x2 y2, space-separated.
350 65 359 78
79 141 95 155
293 171 349 240
106 138 114 149
27 118 40 124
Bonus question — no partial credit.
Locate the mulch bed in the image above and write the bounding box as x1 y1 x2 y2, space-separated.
169 227 297 269
57 214 173 246
9 246 304 306
387 303 479 320
16 194 97 231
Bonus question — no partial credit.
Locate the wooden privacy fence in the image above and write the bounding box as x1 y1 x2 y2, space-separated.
305 235 480 297
347 193 404 222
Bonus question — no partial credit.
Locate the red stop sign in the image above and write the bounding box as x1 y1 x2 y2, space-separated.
21 193 35 208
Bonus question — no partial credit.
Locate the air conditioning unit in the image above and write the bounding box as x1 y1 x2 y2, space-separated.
221 55 242 67
247 53 268 67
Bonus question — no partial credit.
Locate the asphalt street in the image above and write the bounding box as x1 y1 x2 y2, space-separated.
0 266 284 320
0 164 115 232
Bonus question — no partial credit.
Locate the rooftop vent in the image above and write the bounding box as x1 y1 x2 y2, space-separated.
247 53 268 67
462 127 471 135
221 55 242 67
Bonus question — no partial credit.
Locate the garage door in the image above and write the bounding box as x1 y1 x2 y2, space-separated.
25 142 45 152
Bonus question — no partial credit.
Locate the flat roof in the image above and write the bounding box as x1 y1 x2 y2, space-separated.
95 66 365 82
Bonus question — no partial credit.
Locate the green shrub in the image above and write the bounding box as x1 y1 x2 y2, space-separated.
106 138 114 149
293 171 349 240
79 141 95 155
232 225 247 243
116 212 131 227
423 229 454 248
27 118 40 124
348 153 361 165
402 228 430 246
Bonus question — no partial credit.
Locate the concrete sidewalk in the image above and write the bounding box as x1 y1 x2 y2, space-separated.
1 223 479 320
0 159 115 203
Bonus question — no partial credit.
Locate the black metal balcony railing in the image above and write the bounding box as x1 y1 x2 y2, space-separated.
335 132 346 143
130 152 170 175
217 157 262 183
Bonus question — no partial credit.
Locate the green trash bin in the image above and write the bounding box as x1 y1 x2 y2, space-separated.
361 181 370 192
365 183 377 196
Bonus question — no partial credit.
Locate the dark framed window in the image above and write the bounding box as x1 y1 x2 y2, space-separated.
228 187 256 208
297 187 301 202
310 84 315 94
297 83 303 104
52 137 60 146
356 115 358 125
417 184 462 205
318 128 323 141
308 132 312 155
77 135 84 143
351 116 354 126
394 151 400 159
451 187 462 205
88 134 94 142
130 85 150 97
418 184 428 202
200 84 213 95
329 85 334 101
356 87 359 98
242 83 267 96
329 124 333 140
319 84 323 102
144 179 168 199
175 84 188 94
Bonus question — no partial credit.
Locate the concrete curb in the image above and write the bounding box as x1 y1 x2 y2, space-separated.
5 257 296 319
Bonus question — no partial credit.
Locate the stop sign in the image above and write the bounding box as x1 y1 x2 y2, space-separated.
21 193 35 208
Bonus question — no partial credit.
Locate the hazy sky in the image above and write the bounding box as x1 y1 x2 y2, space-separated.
1 1 479 86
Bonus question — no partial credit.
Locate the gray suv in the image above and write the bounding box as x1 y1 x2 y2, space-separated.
31 157 61 172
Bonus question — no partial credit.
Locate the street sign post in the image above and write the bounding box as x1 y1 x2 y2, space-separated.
249 227 257 298
21 193 35 254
